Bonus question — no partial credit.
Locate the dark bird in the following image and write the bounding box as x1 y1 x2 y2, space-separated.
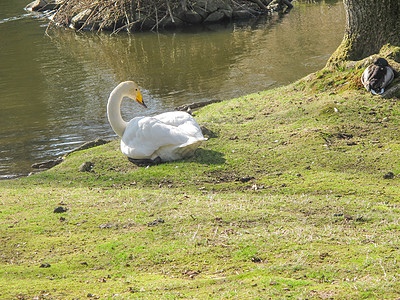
361 58 394 95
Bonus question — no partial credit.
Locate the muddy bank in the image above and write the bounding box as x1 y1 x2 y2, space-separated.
25 0 294 32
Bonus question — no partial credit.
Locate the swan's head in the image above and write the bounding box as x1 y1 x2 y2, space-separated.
121 81 147 108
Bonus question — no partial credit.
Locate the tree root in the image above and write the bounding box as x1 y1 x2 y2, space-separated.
381 83 400 99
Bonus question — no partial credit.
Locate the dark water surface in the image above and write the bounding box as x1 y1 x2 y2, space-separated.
0 0 345 178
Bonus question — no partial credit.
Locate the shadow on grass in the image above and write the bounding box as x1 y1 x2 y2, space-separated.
127 148 225 167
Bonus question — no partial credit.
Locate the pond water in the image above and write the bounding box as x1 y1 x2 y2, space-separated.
0 0 345 178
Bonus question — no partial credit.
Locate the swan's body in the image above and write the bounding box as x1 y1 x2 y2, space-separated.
361 58 394 95
107 81 206 162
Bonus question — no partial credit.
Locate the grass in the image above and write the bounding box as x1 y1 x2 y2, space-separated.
1 67 400 299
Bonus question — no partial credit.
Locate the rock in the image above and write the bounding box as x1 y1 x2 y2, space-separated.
204 11 226 23
39 263 51 268
183 269 201 278
79 161 93 172
25 0 53 12
65 138 110 157
31 158 63 169
220 9 233 19
193 0 209 10
147 218 165 226
99 223 118 229
204 0 232 13
343 213 353 220
160 16 184 28
383 172 395 179
128 287 137 293
232 9 257 19
180 11 203 24
192 6 209 19
70 9 93 30
175 99 223 111
25 0 44 11
25 0 62 12
30 138 112 171
237 176 255 183
53 206 68 213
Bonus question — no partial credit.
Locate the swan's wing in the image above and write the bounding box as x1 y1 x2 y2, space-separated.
153 111 205 140
121 115 204 160
152 111 194 126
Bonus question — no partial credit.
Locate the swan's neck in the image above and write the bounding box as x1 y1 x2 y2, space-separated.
107 84 129 137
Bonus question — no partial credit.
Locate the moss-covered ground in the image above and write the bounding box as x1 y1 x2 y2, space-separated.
1 68 400 299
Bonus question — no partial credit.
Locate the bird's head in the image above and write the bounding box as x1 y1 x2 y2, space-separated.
124 81 147 108
374 58 389 67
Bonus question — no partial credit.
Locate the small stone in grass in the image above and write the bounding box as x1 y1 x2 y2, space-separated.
53 206 68 213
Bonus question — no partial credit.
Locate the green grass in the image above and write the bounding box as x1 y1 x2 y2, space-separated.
1 67 400 299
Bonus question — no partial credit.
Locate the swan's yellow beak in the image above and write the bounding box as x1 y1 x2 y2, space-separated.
135 90 147 108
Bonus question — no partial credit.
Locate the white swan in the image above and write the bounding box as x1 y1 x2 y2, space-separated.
107 81 206 163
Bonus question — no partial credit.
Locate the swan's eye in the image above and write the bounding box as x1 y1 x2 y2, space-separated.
135 88 138 91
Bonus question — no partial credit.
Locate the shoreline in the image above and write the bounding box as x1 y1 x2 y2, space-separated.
1 99 223 180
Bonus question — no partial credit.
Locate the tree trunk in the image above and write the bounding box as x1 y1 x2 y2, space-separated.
328 0 400 66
